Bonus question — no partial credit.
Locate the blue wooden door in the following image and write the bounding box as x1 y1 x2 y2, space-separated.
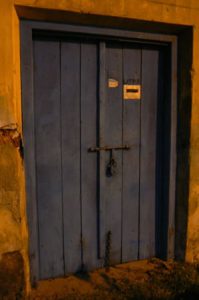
32 37 166 280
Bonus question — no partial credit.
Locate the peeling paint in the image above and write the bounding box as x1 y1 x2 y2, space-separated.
0 123 21 146
0 123 23 158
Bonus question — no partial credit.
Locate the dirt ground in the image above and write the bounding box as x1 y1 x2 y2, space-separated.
29 259 199 300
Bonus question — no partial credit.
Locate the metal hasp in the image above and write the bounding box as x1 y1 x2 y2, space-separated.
88 146 130 177
88 145 130 152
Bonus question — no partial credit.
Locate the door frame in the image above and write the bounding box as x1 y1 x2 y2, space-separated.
20 20 177 284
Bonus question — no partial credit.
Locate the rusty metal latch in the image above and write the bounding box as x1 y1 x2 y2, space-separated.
88 145 130 152
88 145 130 177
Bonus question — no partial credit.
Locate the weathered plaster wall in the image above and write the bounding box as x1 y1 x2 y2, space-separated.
0 0 199 295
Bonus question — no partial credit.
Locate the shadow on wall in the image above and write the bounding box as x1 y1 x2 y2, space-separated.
175 27 193 261
0 251 25 299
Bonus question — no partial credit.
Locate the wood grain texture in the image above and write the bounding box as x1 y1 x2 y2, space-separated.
61 41 82 274
81 42 100 270
99 44 123 264
34 40 64 279
139 49 159 259
98 42 107 261
122 47 141 262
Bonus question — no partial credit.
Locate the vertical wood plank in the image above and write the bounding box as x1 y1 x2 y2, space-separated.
61 41 82 273
34 40 64 279
122 47 141 262
99 42 106 262
81 42 100 270
100 44 123 264
139 49 159 259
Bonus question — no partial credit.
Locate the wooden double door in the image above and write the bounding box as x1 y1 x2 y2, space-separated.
30 36 169 280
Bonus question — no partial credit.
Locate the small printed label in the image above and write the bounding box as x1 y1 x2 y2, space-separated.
123 84 141 100
108 78 119 88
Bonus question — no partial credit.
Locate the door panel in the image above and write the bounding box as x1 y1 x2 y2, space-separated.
34 40 64 279
139 49 159 259
81 43 100 270
61 42 82 273
99 45 123 263
31 37 166 279
122 47 141 261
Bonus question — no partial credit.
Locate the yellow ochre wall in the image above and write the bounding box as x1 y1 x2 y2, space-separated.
0 0 199 294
